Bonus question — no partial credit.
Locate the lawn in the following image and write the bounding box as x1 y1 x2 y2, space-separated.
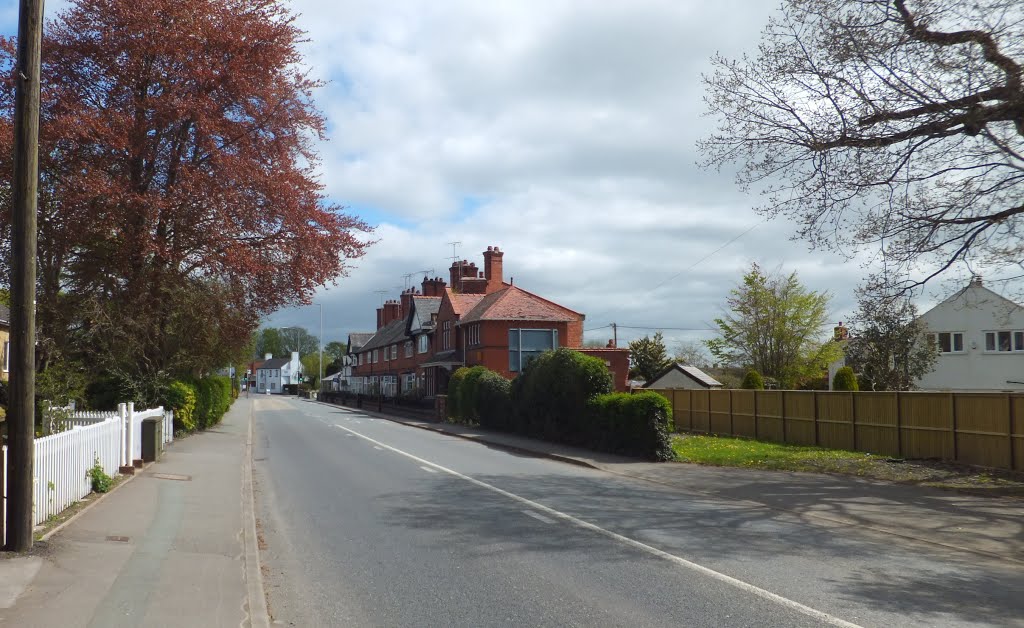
671 434 879 474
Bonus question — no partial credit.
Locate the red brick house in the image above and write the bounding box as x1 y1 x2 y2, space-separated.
348 245 630 396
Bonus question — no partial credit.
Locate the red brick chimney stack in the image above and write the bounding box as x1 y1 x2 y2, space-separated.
382 299 401 326
400 289 414 318
376 306 384 330
483 245 504 293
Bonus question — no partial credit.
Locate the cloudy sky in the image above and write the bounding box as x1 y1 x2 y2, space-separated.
5 0 958 356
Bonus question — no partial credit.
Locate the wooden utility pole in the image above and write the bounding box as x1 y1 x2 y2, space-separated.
612 323 618 348
6 0 43 552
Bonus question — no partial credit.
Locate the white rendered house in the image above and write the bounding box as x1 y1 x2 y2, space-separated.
917 278 1024 391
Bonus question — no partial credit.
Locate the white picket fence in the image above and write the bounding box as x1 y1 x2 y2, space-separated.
1 403 175 539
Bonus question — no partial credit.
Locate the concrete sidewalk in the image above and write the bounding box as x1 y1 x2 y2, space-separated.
0 397 267 628
334 401 1024 565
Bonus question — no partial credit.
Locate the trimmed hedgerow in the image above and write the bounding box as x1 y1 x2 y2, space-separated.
510 348 613 443
588 391 674 461
164 380 198 432
475 370 513 431
458 366 489 424
446 367 471 422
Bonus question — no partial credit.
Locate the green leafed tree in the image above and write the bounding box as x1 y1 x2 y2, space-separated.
707 264 840 388
628 332 672 383
844 294 938 391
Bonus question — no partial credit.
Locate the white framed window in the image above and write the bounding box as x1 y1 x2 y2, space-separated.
929 332 964 354
443 321 452 350
418 334 429 353
984 330 1024 352
372 349 378 363
405 341 413 358
509 328 558 372
391 345 398 360
467 324 480 347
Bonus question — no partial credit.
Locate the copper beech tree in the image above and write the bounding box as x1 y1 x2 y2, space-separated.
0 0 371 384
701 0 1023 297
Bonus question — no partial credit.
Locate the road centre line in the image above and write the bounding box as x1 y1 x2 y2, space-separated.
330 422 862 628
522 510 555 525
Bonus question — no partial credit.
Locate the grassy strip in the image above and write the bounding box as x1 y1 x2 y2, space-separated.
671 434 878 473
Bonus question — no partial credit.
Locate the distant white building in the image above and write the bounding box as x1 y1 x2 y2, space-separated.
917 277 1024 391
255 351 303 393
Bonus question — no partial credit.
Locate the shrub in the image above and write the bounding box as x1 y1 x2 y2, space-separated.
510 348 612 442
164 380 198 432
476 371 512 431
741 369 765 390
446 367 470 422
458 366 489 424
88 457 113 493
833 366 859 391
588 391 674 461
193 376 233 429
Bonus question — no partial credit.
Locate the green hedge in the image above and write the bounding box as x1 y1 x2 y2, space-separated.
476 371 513 431
446 367 470 422
510 348 612 442
458 366 489 423
164 380 198 432
832 366 859 391
193 376 232 430
589 392 674 460
741 369 764 390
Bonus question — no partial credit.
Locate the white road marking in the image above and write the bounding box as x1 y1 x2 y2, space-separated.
373 446 383 450
522 510 555 525
331 423 863 628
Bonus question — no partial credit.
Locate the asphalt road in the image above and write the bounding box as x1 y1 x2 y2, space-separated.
252 396 1024 628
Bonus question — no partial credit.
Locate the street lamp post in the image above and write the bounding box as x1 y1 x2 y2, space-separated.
317 303 323 395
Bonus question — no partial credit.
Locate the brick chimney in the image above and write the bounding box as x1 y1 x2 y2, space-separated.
400 289 414 319
382 299 401 326
461 271 488 294
376 306 384 330
421 276 446 297
483 245 504 293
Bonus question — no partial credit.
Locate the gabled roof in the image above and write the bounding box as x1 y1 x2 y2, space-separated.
347 332 375 353
407 296 442 333
458 285 582 324
921 280 1023 318
447 290 486 316
644 363 723 389
259 358 291 370
359 318 408 352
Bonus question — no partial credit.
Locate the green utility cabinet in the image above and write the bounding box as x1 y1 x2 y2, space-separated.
141 417 163 462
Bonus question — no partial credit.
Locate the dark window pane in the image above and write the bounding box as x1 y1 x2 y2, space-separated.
938 332 951 353
521 330 555 351
999 331 1012 351
986 333 996 351
1015 331 1024 351
953 334 963 352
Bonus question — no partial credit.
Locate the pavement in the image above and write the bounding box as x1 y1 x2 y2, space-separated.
0 396 267 628
328 399 1024 565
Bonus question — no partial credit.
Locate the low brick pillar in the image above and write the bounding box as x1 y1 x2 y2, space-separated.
435 395 447 422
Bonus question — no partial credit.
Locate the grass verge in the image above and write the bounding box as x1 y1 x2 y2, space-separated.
671 433 1024 497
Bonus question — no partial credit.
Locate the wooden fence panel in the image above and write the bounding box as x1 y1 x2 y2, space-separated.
674 390 692 432
783 391 816 445
731 390 757 438
709 389 732 435
755 391 784 442
852 392 900 457
899 393 955 460
954 394 1012 469
691 390 711 433
816 392 855 451
1013 395 1024 471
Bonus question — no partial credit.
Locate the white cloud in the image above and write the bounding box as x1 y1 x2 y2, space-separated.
251 0 869 348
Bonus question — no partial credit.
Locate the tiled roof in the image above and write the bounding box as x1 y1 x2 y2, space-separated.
458 286 582 324
359 319 408 352
447 290 486 316
644 363 723 388
413 296 442 318
259 358 291 369
348 332 375 352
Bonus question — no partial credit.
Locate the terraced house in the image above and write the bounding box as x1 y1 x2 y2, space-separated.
346 246 629 398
